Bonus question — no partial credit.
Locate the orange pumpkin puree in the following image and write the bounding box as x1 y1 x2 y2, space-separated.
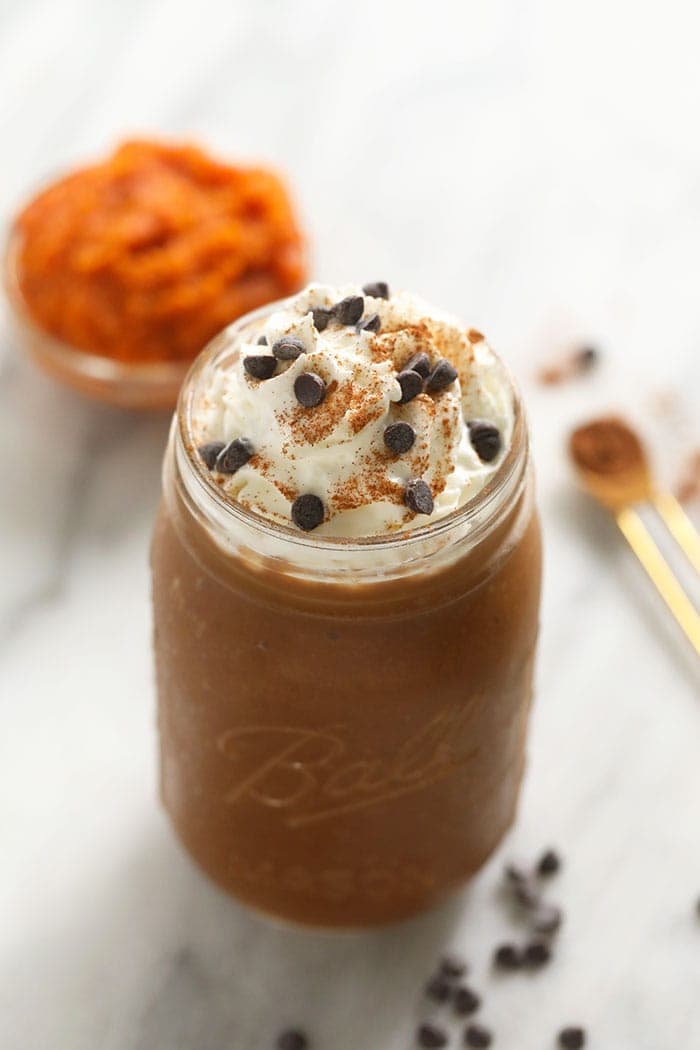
14 140 307 364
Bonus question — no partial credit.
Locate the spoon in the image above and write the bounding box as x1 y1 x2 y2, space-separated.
569 416 700 656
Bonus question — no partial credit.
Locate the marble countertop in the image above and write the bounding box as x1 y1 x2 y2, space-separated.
1 2 699 1048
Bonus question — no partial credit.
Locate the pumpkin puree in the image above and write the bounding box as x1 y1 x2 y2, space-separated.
14 140 307 363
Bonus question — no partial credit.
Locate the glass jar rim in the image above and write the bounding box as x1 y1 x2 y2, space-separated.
175 296 528 555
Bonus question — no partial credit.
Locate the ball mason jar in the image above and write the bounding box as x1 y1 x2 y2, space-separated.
151 304 542 928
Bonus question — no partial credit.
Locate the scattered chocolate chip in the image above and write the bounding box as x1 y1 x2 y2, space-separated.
405 478 434 516
453 986 481 1017
244 355 277 380
334 295 364 326
577 345 598 370
468 421 502 463
362 281 390 299
558 1026 586 1049
404 351 431 378
384 421 416 455
533 903 563 935
294 372 326 408
276 1030 308 1050
198 441 225 470
397 369 424 404
291 494 325 531
257 334 268 345
537 849 562 877
272 336 306 360
440 955 468 979
504 862 529 885
358 312 381 333
426 358 458 392
464 1023 492 1048
215 437 254 474
523 940 552 968
425 974 452 1003
493 943 522 970
311 307 333 332
514 880 541 909
417 1022 448 1048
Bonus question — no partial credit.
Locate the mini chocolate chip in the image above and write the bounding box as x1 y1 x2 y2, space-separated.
311 307 333 332
215 437 254 474
577 345 598 370
468 421 502 463
334 295 364 326
257 334 268 345
504 862 529 885
537 849 562 877
523 940 552 968
362 281 390 299
405 478 434 515
514 880 541 909
417 1022 448 1048
272 336 306 360
276 1031 308 1050
558 1026 586 1049
291 494 324 531
425 975 452 1003
397 369 423 404
464 1023 492 1048
533 903 563 935
426 358 458 392
294 372 326 408
244 355 277 380
198 441 225 470
453 986 481 1017
358 312 381 333
384 421 416 455
493 944 522 970
403 351 431 378
440 954 468 979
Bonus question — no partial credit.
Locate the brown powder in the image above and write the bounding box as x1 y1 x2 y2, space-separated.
569 417 645 476
675 449 700 504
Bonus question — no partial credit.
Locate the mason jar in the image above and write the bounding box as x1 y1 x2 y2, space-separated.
151 304 542 928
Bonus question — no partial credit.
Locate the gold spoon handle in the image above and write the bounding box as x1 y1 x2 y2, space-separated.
616 506 700 656
651 490 700 576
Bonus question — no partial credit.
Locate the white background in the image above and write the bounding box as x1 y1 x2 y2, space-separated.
1 2 699 1048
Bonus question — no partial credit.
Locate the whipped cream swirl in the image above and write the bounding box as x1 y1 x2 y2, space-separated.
191 283 515 538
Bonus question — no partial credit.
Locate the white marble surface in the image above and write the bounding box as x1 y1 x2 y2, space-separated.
1 2 699 1048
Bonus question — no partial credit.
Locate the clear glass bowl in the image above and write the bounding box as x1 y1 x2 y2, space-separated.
3 229 190 410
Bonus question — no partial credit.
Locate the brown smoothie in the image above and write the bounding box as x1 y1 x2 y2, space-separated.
151 283 542 927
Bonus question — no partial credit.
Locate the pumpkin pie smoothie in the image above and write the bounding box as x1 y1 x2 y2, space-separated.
151 282 541 927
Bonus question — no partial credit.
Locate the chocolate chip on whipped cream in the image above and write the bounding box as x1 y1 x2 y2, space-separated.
333 295 364 326
291 493 325 531
294 372 326 408
396 368 423 404
243 354 277 380
426 358 458 392
272 335 306 360
405 478 434 515
198 441 225 469
384 421 415 454
468 421 502 463
362 280 390 299
215 437 254 474
357 312 381 334
191 283 515 537
403 351 431 378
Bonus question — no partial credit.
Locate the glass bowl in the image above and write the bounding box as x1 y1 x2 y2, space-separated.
2 229 190 410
